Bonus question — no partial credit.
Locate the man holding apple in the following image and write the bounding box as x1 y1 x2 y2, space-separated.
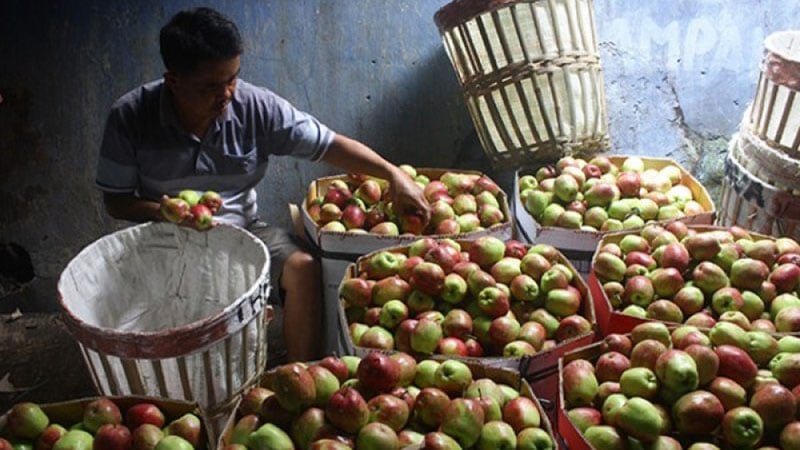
95 7 429 363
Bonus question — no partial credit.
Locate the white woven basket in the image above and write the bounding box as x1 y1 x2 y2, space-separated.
719 133 800 239
746 30 800 158
58 223 271 435
434 0 609 168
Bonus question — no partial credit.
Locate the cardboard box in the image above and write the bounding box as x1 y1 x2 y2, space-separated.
589 225 778 336
300 169 513 354
0 396 214 449
218 359 559 450
338 239 599 379
513 156 717 278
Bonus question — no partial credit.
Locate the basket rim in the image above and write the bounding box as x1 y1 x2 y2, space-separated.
765 30 800 64
56 222 271 359
434 0 517 33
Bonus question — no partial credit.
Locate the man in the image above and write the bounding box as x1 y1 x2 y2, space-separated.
95 7 429 363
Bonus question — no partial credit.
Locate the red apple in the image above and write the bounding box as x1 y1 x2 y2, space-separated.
84 398 122 434
94 424 132 450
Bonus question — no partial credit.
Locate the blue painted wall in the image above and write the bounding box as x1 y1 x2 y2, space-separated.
1 1 798 311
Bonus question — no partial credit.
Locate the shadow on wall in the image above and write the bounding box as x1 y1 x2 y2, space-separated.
360 46 490 175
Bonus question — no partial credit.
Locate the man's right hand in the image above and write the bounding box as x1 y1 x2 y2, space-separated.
160 195 216 231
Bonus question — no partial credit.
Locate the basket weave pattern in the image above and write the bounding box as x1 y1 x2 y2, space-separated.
435 0 609 168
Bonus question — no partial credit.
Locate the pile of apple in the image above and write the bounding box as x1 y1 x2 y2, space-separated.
562 320 800 449
224 352 555 449
339 235 593 358
593 223 800 331
161 189 222 230
0 398 203 450
519 155 707 231
307 165 507 235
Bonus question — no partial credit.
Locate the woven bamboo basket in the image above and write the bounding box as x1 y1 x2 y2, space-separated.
434 0 609 168
746 30 800 158
718 130 800 240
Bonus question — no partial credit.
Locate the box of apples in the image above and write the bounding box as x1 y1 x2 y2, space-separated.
299 166 513 354
558 320 800 450
589 224 800 336
337 235 598 378
514 155 716 276
0 396 212 450
218 353 557 449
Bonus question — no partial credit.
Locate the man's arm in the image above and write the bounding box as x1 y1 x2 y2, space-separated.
103 192 164 223
321 133 430 222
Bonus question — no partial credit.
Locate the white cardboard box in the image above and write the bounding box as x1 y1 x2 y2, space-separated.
300 169 514 354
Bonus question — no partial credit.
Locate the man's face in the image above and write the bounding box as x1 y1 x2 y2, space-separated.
167 56 241 123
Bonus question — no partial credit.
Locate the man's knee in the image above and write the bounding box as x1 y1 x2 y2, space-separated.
282 250 320 287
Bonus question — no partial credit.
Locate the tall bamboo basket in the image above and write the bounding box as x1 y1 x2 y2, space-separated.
719 129 800 240
57 223 271 438
747 30 800 159
434 0 609 168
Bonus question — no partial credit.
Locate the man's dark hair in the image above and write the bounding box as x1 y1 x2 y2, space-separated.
159 7 243 75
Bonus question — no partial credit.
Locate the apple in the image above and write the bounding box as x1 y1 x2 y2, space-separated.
654 349 699 395
229 415 259 446
414 360 441 388
130 424 163 450
469 236 506 268
83 398 122 434
413 387 451 428
440 273 468 304
563 360 599 408
365 251 404 279
439 398 485 448
410 319 443 355
53 430 94 450
34 424 67 450
476 420 517 450
630 339 668 371
672 390 724 435
715 345 758 388
602 334 633 356
433 360 473 396
246 424 293 450
238 388 271 418
410 262 446 296
164 413 201 447
501 397 540 433
325 387 369 434
308 365 341 406
477 286 510 318
357 352 401 393
616 397 664 442
94 424 132 450
750 383 796 434
438 336 468 356
339 278 374 306
366 394 409 432
160 197 191 223
6 402 50 440
442 308 472 340
619 367 659 400
595 352 631 383
356 422 398 450
318 357 350 384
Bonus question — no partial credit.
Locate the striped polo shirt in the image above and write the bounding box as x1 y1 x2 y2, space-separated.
96 79 334 227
